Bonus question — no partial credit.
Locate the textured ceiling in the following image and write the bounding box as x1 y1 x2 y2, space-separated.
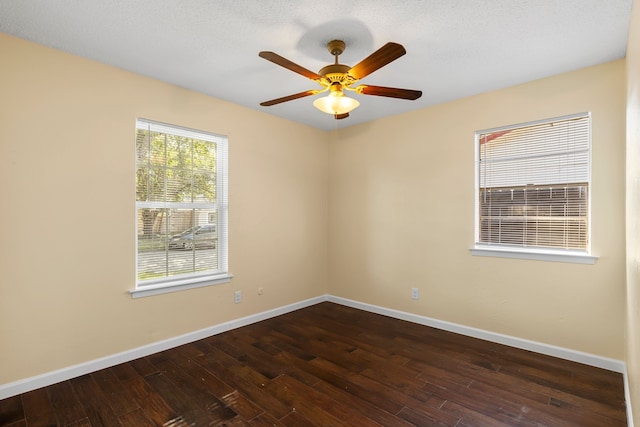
0 0 633 131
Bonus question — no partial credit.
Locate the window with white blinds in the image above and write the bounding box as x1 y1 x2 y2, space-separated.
134 119 230 296
475 113 591 254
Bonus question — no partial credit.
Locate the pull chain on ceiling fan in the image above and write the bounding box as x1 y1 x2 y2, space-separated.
258 39 422 120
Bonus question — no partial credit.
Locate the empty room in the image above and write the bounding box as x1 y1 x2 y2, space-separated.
1 1 640 426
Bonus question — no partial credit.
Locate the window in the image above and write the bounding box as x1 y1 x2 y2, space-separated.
132 119 230 297
472 113 596 264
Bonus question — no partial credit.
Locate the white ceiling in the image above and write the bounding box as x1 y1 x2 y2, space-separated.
0 0 633 131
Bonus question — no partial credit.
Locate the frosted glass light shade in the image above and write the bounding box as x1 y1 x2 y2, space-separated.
313 92 360 115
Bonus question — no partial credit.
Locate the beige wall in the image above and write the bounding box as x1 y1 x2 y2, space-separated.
329 60 626 360
0 33 329 384
627 0 640 423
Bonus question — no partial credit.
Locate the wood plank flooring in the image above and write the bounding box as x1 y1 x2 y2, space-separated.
0 302 627 426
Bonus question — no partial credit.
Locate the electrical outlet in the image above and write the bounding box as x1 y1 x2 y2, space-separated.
234 290 242 304
411 288 419 300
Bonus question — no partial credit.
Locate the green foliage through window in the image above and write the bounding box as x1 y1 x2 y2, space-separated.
135 119 228 287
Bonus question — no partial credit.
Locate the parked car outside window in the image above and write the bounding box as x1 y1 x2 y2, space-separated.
168 224 217 250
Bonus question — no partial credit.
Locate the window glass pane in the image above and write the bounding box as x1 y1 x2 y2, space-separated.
149 132 166 165
165 135 193 169
193 171 216 202
166 168 192 203
194 140 216 173
476 114 590 252
147 167 166 202
479 184 588 250
137 208 219 282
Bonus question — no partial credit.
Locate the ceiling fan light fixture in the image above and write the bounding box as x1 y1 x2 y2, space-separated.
313 86 360 115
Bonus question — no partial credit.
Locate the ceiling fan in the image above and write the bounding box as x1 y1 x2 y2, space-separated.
258 40 422 120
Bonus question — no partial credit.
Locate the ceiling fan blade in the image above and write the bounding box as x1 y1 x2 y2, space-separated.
334 113 349 120
348 42 406 80
260 90 319 106
356 85 422 100
259 51 322 81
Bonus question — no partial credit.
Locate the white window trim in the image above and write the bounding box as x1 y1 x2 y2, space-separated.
132 119 231 298
469 245 598 264
129 273 233 298
472 112 596 264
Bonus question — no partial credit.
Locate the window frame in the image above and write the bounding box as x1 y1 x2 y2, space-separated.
131 119 232 298
471 112 597 264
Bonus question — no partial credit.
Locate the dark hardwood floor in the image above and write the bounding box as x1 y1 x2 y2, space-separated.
0 302 627 426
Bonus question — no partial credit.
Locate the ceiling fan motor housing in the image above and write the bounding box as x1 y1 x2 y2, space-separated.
318 40 355 88
318 63 353 86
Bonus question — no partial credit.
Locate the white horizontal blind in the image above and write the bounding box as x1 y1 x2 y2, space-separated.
135 119 228 287
477 114 590 251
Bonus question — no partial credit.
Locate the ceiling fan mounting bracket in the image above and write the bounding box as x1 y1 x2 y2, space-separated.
327 39 346 56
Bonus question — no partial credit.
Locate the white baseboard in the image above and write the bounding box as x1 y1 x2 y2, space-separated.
327 296 626 373
0 292 631 424
0 295 325 400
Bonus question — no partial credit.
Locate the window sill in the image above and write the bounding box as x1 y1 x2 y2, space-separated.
470 246 597 264
130 273 233 298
